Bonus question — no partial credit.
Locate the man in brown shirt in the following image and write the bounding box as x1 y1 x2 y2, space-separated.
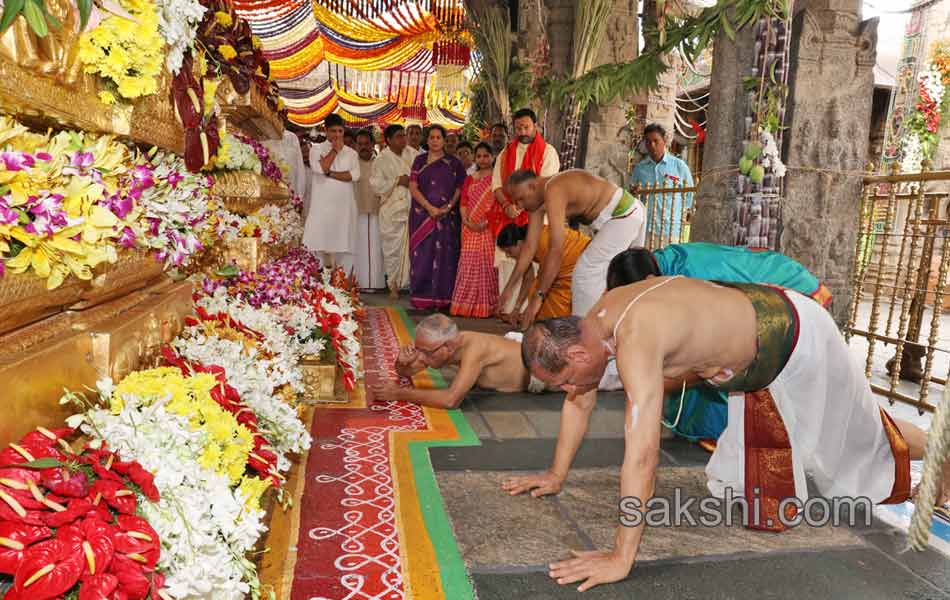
354 129 385 290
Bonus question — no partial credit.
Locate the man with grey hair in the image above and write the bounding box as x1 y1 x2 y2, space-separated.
513 275 938 592
373 314 531 409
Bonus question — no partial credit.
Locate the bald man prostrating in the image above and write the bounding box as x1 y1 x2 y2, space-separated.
499 169 646 329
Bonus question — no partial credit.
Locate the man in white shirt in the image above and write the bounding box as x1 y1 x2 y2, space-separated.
302 113 360 274
354 129 385 290
370 124 419 299
491 108 560 314
263 129 308 203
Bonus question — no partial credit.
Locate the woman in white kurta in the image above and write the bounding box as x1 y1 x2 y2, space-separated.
303 115 360 273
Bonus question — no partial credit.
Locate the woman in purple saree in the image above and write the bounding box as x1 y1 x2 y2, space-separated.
408 125 467 310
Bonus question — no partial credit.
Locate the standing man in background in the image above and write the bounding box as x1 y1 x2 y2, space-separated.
354 129 385 290
406 124 423 153
489 122 509 155
491 108 560 314
303 113 360 274
630 123 694 243
371 124 419 299
263 129 308 204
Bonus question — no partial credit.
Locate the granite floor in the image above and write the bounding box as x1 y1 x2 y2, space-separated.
362 292 950 599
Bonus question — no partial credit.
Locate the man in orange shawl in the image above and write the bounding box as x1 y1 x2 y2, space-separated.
491 108 560 313
496 223 590 322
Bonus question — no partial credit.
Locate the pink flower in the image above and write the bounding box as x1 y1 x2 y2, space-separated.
118 226 137 248
0 151 35 171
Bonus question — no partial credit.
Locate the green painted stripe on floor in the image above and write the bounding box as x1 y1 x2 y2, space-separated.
393 307 481 599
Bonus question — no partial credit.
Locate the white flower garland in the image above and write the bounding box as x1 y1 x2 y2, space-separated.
154 0 206 74
69 385 265 600
173 333 312 471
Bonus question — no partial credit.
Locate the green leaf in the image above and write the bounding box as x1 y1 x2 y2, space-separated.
38 0 59 29
216 264 240 278
720 12 735 42
0 0 26 33
16 457 64 469
0 0 24 33
22 0 47 37
77 0 92 31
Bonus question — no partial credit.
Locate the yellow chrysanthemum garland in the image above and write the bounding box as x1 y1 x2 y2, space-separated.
111 367 254 485
78 0 166 103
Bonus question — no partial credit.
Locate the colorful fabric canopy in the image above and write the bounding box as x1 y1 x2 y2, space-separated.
233 0 471 128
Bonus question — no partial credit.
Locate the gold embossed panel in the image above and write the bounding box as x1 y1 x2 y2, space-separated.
70 249 167 311
216 77 283 141
0 320 98 447
212 171 290 215
0 11 184 154
0 271 86 335
82 281 194 382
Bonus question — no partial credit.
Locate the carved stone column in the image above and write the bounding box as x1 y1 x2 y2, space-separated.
688 16 758 245
782 0 878 325
578 0 639 185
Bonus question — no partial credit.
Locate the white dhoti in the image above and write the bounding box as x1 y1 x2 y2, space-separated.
378 198 410 290
356 214 385 289
706 291 902 505
571 188 647 316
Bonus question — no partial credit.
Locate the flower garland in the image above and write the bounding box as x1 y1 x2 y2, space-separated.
901 41 950 173
201 248 364 389
154 0 207 75
135 151 216 269
0 118 140 287
215 203 303 246
66 381 268 600
0 425 166 600
233 133 284 184
211 133 262 174
78 0 166 104
109 368 255 486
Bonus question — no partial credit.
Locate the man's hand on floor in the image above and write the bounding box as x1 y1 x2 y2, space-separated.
501 470 564 497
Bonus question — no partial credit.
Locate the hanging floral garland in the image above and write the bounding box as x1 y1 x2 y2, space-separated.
900 41 950 174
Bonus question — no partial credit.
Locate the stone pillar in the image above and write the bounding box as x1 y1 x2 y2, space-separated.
781 0 878 325
687 18 758 245
579 0 638 185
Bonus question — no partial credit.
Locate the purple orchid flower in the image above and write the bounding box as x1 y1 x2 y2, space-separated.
0 151 35 171
118 226 137 248
0 197 19 226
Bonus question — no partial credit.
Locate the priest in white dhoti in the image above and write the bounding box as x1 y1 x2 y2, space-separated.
354 130 385 290
303 113 359 274
370 124 418 299
264 129 309 202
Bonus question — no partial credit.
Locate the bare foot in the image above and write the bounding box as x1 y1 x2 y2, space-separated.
388 288 399 301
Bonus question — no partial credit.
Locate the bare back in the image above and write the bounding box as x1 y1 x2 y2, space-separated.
591 277 759 383
541 170 618 224
458 332 531 392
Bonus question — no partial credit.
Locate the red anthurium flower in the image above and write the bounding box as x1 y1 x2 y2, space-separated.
18 428 74 450
0 522 53 574
81 532 114 579
110 555 150 600
0 442 63 467
91 481 135 516
80 453 123 485
41 467 90 498
113 516 159 569
147 571 165 600
43 499 95 529
79 573 119 600
13 538 83 600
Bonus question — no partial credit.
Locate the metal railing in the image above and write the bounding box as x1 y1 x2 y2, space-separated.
632 183 699 250
845 165 950 413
